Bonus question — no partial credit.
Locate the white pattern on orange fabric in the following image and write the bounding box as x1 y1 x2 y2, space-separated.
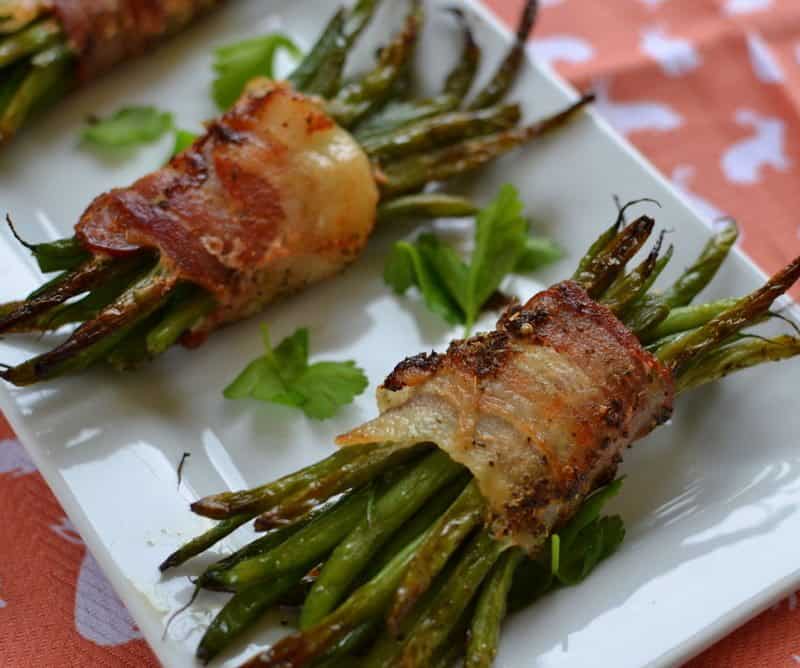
670 165 727 224
75 552 142 647
0 439 36 477
49 516 142 647
640 25 702 77
592 79 683 135
747 32 784 83
724 0 773 15
721 109 791 184
51 516 83 545
531 35 594 66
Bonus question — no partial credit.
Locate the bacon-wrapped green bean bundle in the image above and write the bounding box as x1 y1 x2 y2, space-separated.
1 0 595 386
162 211 800 666
0 0 228 141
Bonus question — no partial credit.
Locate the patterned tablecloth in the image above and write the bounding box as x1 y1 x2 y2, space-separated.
2 0 800 665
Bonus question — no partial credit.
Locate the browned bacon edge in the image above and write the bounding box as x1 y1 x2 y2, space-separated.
49 0 226 82
75 84 333 301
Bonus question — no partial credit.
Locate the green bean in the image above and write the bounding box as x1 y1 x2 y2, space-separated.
241 529 429 668
355 32 479 140
377 193 479 222
388 479 485 632
443 9 481 100
642 298 738 343
662 220 738 308
255 444 428 530
467 0 537 110
621 294 671 337
396 530 507 666
310 621 379 668
25 239 89 275
371 621 469 668
431 638 466 668
106 312 163 371
574 215 655 298
572 198 659 279
364 474 469 582
0 264 174 386
0 42 72 142
299 449 464 628
256 444 429 531
0 61 29 119
218 484 376 591
288 9 346 92
362 552 461 668
639 244 674 295
354 95 458 140
328 1 423 128
601 232 665 314
25 264 151 333
307 482 466 666
675 335 800 393
5 219 91 274
0 18 61 67
146 290 215 355
25 269 70 301
159 512 255 572
197 568 306 664
363 593 438 667
196 514 318 590
191 442 390 519
465 548 524 668
353 5 483 137
363 104 521 161
0 256 108 333
657 256 800 374
341 0 381 45
292 0 380 97
379 94 594 198
0 301 22 319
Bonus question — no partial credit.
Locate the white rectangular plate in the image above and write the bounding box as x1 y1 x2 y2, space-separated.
1 2 799 667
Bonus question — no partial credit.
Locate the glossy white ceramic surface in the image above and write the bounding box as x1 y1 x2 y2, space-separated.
1 2 799 667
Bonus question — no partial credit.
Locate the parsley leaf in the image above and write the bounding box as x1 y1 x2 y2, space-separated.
384 184 563 333
514 236 564 273
82 106 174 148
212 33 302 109
171 128 198 157
508 478 626 611
224 326 368 420
551 477 626 585
384 237 464 325
465 183 529 328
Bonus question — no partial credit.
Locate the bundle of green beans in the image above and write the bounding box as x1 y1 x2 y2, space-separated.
161 210 800 667
0 0 594 387
0 9 72 142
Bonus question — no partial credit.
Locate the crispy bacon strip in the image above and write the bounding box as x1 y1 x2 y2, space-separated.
76 79 379 330
337 281 674 552
49 0 225 81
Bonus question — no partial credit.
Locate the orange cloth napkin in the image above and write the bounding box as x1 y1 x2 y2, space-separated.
2 0 799 666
